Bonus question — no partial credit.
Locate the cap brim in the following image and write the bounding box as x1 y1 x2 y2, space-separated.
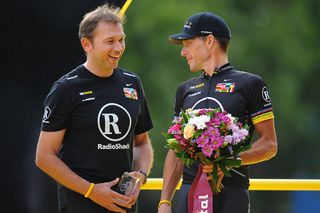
168 32 196 44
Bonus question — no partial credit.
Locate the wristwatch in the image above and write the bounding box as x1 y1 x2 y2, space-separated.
138 170 147 184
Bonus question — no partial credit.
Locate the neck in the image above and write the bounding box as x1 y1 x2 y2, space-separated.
83 60 114 78
202 52 228 77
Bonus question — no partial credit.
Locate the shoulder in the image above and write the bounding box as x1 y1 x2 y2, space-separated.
117 67 144 84
55 65 83 86
118 68 139 79
47 66 84 96
176 76 201 91
231 69 264 84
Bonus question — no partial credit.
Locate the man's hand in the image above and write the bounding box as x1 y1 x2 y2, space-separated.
89 178 132 213
158 203 172 213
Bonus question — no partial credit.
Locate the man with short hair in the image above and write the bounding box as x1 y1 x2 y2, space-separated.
158 12 277 213
36 4 153 213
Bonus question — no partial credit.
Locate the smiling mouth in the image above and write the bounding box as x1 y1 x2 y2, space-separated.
109 55 120 60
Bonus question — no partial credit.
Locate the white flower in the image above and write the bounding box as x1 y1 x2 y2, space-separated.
226 113 235 124
188 115 210 129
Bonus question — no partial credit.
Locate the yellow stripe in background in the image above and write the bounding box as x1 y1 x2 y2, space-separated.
119 0 133 17
252 111 274 125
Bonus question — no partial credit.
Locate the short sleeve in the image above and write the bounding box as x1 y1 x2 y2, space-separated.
247 75 274 125
41 82 73 131
134 80 153 135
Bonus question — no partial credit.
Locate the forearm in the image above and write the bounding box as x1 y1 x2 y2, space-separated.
36 151 90 196
240 137 277 165
160 150 183 201
132 142 153 174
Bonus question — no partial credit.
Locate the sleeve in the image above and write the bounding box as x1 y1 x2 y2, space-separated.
247 75 275 125
134 79 153 135
173 83 184 117
41 82 73 131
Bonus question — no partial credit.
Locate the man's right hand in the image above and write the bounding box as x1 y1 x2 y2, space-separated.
89 178 132 213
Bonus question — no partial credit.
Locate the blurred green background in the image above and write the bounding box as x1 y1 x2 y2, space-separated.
1 0 320 212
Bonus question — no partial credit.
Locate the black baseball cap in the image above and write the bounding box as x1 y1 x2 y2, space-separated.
169 12 231 44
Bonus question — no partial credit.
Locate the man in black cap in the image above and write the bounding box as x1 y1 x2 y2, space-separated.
158 12 277 213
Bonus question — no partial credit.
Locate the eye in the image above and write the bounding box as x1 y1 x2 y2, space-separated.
104 40 113 44
119 37 125 43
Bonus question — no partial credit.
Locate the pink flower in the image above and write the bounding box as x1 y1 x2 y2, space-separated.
168 124 181 134
174 134 187 146
202 143 214 157
209 136 224 151
196 135 209 147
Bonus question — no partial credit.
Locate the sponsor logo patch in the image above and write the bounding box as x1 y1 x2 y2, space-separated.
123 88 138 100
66 75 78 80
188 91 201 98
82 97 95 102
42 106 51 123
97 103 132 142
190 83 205 89
79 90 93 96
262 86 271 102
97 143 130 150
215 83 236 93
123 72 136 77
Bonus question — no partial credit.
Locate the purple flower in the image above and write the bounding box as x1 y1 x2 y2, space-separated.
196 135 209 147
202 143 214 157
210 117 221 126
209 136 224 151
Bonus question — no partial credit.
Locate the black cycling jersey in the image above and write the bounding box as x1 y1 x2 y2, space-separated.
174 63 274 188
41 65 153 209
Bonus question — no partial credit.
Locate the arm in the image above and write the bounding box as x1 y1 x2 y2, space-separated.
158 150 184 213
128 132 153 203
132 131 154 179
35 130 131 212
240 119 277 165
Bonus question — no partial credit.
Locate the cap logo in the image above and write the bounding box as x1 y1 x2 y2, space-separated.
200 30 212 34
184 21 192 29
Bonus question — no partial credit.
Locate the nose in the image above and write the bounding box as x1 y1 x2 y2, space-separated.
114 41 125 53
181 47 187 57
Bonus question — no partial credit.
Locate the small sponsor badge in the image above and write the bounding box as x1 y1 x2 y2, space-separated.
215 83 236 93
42 106 51 123
123 88 138 100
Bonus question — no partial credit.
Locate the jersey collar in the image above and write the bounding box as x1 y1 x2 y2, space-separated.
201 63 234 79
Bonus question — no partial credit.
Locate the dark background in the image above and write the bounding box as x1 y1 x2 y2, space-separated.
1 0 320 212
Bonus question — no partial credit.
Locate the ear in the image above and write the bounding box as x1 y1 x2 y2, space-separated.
206 35 215 48
81 37 92 53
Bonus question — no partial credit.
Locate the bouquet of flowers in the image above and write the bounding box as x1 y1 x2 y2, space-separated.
163 108 251 194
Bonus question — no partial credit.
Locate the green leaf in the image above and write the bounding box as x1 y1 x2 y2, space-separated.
222 158 242 167
218 163 232 177
167 140 181 150
181 109 189 123
162 132 173 140
183 158 194 167
175 151 185 158
212 156 225 163
234 144 252 155
196 152 213 165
